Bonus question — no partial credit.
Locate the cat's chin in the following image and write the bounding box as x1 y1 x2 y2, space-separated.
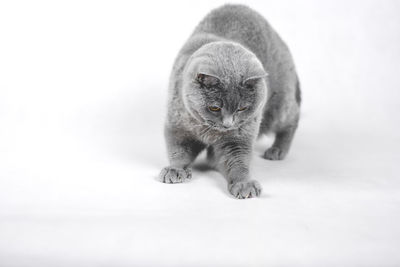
204 121 244 132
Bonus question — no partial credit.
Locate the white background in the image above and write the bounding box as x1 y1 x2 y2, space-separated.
1 0 400 266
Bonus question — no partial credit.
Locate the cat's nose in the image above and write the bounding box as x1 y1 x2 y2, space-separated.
222 115 234 128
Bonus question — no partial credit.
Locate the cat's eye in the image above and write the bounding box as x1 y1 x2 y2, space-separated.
209 106 221 112
237 107 248 112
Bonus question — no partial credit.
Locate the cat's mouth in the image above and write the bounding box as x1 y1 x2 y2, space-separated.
205 120 237 132
219 125 237 132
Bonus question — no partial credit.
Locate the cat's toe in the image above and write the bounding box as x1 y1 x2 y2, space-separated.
263 147 286 160
228 180 262 199
158 167 192 184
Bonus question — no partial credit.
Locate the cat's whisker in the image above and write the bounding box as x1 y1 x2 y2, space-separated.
200 125 213 136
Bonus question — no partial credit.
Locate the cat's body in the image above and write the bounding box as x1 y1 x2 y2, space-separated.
159 4 300 199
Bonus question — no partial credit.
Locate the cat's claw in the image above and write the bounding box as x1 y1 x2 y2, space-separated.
158 167 192 184
263 147 286 160
229 180 262 199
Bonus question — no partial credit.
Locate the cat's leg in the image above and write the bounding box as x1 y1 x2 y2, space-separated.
261 71 301 160
264 124 297 160
214 138 261 199
159 127 205 184
261 90 300 161
206 145 218 169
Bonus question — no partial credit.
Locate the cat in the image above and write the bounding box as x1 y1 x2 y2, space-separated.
158 4 301 199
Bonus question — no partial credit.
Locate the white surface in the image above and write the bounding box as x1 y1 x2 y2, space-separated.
1 0 400 266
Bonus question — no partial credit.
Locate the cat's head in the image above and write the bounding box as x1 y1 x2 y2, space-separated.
182 41 268 131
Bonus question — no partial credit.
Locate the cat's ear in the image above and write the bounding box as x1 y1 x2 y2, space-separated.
196 73 221 88
243 73 268 89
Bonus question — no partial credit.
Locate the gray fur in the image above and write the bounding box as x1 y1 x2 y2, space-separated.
159 4 301 199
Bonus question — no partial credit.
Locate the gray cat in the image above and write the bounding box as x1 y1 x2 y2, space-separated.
158 4 301 199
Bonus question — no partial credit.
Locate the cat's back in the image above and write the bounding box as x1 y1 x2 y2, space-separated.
193 4 282 67
194 4 271 37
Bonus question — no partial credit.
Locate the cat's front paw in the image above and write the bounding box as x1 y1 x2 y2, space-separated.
263 147 286 160
228 180 262 199
158 167 192 184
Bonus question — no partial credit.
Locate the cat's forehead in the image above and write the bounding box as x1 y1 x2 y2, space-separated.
191 41 266 84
